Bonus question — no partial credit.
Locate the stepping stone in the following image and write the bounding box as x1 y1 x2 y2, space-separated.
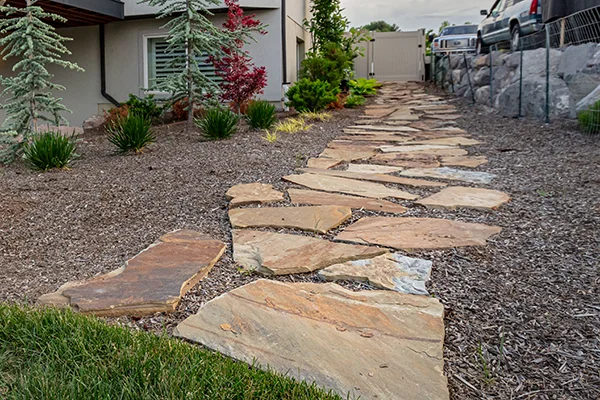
371 153 441 168
416 187 511 210
406 137 481 146
174 280 448 400
347 164 404 174
336 217 502 250
298 168 446 188
283 174 419 200
411 122 464 132
337 135 413 143
354 119 382 124
422 108 460 114
38 230 226 317
232 230 388 275
226 183 284 208
365 108 394 117
400 167 496 184
441 155 488 168
319 147 375 161
288 189 408 214
380 144 459 153
229 205 352 234
319 253 432 295
348 125 420 133
307 158 343 169
423 114 462 120
343 129 412 136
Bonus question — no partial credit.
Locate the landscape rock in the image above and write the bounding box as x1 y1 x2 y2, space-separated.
39 230 226 316
346 164 404 174
474 54 490 68
474 67 491 86
174 280 448 400
370 152 441 168
307 158 343 169
400 167 496 184
298 168 447 188
416 186 511 210
288 189 408 214
336 217 502 250
82 114 105 131
576 82 600 112
475 86 491 106
226 183 284 208
319 253 432 295
232 230 388 275
441 155 489 168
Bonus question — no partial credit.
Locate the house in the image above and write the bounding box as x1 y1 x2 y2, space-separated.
0 0 311 126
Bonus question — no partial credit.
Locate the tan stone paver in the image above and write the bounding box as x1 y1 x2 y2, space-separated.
226 183 284 208
416 187 511 210
288 189 408 214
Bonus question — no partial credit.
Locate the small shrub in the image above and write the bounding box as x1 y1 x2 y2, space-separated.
125 94 163 122
299 111 333 122
345 94 366 108
195 107 240 140
262 130 278 143
246 100 277 129
299 43 352 87
171 98 204 121
327 93 347 110
348 78 381 96
578 100 600 134
274 118 313 134
22 131 78 171
103 104 129 126
286 79 339 113
106 113 155 153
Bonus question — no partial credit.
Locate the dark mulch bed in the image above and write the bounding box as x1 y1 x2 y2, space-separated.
1 88 599 400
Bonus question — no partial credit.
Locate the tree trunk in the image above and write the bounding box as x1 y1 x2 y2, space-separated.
186 0 194 132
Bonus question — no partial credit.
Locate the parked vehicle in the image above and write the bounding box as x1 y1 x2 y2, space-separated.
432 25 478 55
477 0 543 54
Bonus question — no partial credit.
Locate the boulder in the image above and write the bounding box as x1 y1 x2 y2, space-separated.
576 82 600 112
558 43 598 81
493 65 511 85
475 86 491 106
505 52 521 69
474 67 491 86
474 54 490 68
490 51 507 67
566 71 600 104
511 48 562 84
82 115 105 131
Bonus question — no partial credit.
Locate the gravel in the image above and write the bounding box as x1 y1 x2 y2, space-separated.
1 88 599 400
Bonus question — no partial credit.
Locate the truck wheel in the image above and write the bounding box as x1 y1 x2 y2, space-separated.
476 36 489 55
510 24 521 52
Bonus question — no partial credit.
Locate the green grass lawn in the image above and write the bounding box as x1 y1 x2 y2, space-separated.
0 305 341 399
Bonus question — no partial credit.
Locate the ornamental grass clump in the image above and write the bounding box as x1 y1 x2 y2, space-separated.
246 100 277 129
274 118 313 134
106 113 155 153
195 107 240 140
22 131 78 170
299 111 333 122
577 100 600 134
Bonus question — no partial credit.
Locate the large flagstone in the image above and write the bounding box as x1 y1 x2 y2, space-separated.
298 168 446 188
347 164 404 174
283 173 419 200
229 205 352 234
400 167 496 184
380 144 459 153
232 230 388 275
319 147 376 161
406 137 481 146
370 152 442 168
319 253 432 295
441 155 489 168
38 230 226 316
307 157 343 169
226 183 284 208
336 217 502 250
174 280 448 400
416 186 511 210
288 189 408 214
348 125 421 133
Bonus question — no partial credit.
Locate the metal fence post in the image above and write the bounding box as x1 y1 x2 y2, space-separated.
519 43 524 117
463 53 475 104
449 55 455 93
545 28 551 124
489 45 494 106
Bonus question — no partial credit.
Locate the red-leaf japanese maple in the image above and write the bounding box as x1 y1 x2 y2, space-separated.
210 0 267 113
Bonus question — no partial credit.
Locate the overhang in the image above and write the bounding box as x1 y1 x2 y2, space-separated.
5 0 124 26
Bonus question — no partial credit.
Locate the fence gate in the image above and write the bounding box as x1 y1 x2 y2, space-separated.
354 30 426 82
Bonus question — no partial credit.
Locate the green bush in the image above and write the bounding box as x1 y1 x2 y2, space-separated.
125 94 163 121
344 94 366 108
22 131 78 171
286 79 340 112
106 113 155 153
195 107 240 140
578 100 600 134
299 43 352 88
348 78 381 96
246 100 277 129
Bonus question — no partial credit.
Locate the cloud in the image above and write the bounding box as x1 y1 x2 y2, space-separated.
341 0 488 31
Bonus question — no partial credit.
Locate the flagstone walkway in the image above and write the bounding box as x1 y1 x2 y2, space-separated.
40 82 511 399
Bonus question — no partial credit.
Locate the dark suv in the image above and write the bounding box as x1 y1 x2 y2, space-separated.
477 0 544 53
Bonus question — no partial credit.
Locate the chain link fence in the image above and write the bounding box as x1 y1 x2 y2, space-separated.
432 5 600 136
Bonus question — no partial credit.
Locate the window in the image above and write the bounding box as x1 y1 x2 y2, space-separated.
145 36 221 91
296 39 305 78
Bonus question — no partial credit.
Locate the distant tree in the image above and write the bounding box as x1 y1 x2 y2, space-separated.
438 20 452 34
464 22 472 25
360 20 400 32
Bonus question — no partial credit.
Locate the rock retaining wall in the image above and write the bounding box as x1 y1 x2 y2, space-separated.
435 42 600 120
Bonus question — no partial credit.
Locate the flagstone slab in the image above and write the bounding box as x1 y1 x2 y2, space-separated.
226 183 285 208
38 230 226 316
384 120 414 126
232 230 388 275
283 173 419 200
298 168 446 188
370 153 442 168
416 187 511 210
410 122 464 132
229 205 352 234
348 125 421 133
337 135 413 143
319 147 376 161
307 158 343 169
319 253 432 295
365 108 394 117
174 279 448 400
336 217 502 250
423 114 462 120
347 164 404 174
407 137 481 146
380 144 458 153
441 155 488 168
288 189 408 214
400 167 496 184
422 108 460 114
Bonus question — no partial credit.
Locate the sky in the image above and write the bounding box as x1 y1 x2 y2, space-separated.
341 0 489 32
